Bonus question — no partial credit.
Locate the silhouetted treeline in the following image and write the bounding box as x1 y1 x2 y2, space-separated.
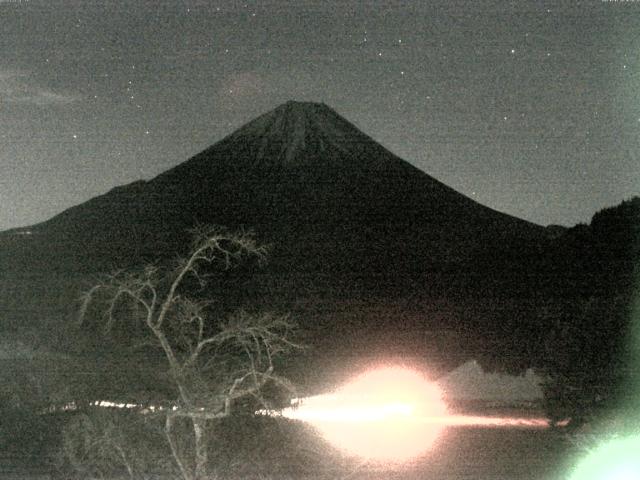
538 197 639 424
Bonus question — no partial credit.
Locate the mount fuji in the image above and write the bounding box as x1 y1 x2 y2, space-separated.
3 101 544 276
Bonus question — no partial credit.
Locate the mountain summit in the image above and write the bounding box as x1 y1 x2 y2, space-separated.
223 101 369 165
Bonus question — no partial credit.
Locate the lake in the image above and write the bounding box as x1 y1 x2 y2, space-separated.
0 423 578 479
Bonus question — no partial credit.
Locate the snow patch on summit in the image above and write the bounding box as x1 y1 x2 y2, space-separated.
228 101 365 164
282 103 308 163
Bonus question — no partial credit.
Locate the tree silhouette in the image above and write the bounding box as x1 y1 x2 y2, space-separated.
75 226 302 480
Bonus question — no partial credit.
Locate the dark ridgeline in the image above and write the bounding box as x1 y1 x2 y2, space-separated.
0 101 636 389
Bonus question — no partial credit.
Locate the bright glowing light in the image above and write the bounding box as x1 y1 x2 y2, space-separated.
569 435 640 480
284 366 448 462
260 366 556 462
442 414 550 428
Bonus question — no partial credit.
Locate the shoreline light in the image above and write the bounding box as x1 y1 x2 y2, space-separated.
259 366 556 462
279 366 449 462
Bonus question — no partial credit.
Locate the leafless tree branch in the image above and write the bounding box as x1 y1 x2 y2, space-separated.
73 226 301 480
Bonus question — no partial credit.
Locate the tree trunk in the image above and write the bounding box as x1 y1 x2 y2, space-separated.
165 414 193 480
192 417 209 480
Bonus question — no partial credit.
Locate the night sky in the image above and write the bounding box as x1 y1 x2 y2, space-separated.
1 0 639 232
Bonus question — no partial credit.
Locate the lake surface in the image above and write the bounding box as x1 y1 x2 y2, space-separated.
1 424 578 480
366 426 573 480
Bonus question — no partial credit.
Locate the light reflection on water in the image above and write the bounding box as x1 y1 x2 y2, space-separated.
263 365 555 463
0 426 572 480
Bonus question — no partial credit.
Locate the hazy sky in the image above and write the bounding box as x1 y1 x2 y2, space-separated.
1 0 639 231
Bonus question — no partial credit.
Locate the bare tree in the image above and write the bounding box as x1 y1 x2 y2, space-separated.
77 226 302 480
